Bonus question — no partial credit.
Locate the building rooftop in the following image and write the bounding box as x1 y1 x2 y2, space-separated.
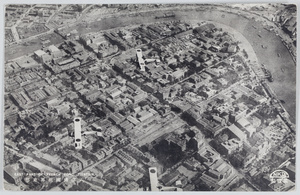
48 45 61 53
228 124 247 142
34 49 46 57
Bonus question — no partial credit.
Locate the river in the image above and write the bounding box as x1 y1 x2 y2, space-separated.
5 7 296 123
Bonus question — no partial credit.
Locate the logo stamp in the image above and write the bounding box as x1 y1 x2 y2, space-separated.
269 170 289 191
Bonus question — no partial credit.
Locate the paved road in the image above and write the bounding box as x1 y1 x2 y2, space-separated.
5 6 296 123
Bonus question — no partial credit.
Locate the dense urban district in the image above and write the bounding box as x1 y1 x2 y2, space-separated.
4 4 296 192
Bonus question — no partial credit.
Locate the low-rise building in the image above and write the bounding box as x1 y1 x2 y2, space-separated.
96 156 120 173
119 181 139 191
228 124 247 142
115 149 137 167
221 138 243 155
4 164 21 185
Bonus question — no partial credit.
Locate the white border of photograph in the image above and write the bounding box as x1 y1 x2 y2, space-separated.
0 0 299 195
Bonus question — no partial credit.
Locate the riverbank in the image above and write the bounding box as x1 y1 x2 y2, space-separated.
5 6 296 123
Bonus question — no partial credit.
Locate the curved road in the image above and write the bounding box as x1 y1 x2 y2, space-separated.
5 7 296 123
172 9 296 123
78 8 296 123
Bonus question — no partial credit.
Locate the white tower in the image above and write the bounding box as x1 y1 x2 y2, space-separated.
136 49 146 71
148 167 183 191
74 117 82 149
149 167 159 191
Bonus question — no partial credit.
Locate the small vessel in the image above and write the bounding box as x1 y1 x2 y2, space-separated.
263 67 274 82
280 100 286 104
277 53 281 57
281 67 285 72
268 76 274 82
261 45 267 49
